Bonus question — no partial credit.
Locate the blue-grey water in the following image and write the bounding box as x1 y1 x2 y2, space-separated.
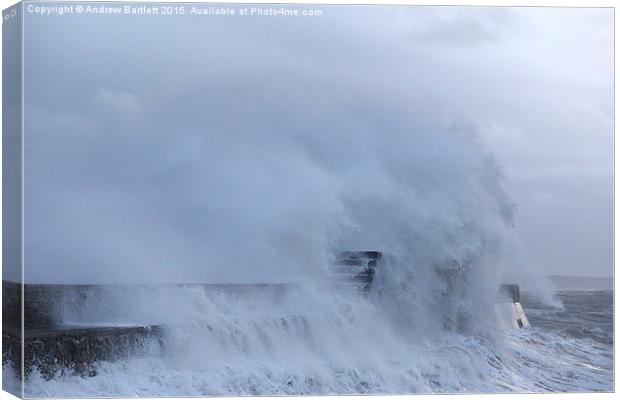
497 290 613 392
523 290 613 346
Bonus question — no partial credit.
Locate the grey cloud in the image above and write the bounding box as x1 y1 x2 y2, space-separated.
407 7 521 47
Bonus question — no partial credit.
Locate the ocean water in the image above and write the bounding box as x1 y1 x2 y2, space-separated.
4 287 613 397
493 290 613 392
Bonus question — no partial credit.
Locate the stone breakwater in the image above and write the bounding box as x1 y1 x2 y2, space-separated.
2 276 527 380
3 324 163 379
2 281 291 378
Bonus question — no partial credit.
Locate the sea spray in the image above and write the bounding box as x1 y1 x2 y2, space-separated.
12 274 613 395
23 11 534 390
21 99 527 394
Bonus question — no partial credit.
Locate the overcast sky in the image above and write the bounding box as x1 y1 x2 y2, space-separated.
19 5 613 282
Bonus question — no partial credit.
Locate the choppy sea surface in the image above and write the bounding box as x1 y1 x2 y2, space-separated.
495 290 613 392
4 289 613 397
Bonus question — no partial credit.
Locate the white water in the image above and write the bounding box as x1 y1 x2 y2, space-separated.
11 96 613 395
12 100 550 396
7 285 613 396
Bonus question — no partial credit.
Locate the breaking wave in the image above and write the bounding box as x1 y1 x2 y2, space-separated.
13 65 612 395
7 287 612 396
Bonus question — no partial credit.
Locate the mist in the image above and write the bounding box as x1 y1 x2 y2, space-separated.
20 6 613 284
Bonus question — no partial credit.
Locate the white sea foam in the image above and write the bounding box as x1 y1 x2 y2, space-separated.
12 288 612 396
